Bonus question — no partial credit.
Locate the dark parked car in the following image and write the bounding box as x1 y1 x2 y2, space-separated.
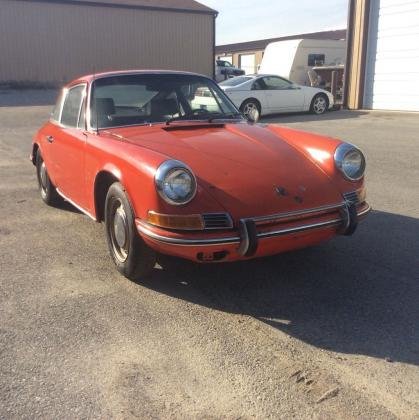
215 60 245 82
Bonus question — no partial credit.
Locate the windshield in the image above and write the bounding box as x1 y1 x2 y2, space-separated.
219 76 253 87
90 74 241 129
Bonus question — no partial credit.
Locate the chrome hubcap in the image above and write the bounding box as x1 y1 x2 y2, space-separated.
243 103 259 121
110 200 129 262
40 162 48 190
313 97 326 114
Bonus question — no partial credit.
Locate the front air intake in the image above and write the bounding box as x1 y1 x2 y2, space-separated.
202 213 233 230
343 191 360 205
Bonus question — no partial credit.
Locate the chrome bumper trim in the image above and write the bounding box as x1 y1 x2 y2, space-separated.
136 204 371 248
136 221 240 246
251 202 345 223
257 217 341 239
357 204 371 218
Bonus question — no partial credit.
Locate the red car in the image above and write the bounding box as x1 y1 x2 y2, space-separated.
31 70 370 280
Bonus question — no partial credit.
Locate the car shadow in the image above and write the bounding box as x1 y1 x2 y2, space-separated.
52 199 83 215
261 109 369 124
140 210 419 367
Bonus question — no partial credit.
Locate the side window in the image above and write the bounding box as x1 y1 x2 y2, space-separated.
252 79 266 90
189 85 223 113
308 54 325 66
263 76 292 90
51 90 64 122
60 85 85 128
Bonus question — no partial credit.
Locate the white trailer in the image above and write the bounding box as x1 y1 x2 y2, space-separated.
259 39 346 86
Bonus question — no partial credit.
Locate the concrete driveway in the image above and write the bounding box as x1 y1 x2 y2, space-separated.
1 92 418 419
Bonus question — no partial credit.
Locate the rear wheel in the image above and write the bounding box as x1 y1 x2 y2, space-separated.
104 182 156 281
35 149 60 205
240 99 261 122
310 93 329 115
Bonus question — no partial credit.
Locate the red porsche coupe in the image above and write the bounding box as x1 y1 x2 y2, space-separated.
31 70 370 280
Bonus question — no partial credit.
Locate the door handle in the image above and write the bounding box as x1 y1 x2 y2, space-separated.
46 135 54 143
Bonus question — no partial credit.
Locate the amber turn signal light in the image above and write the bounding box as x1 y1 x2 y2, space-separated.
147 211 204 230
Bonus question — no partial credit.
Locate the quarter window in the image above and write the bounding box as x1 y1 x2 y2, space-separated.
51 91 64 122
60 85 85 128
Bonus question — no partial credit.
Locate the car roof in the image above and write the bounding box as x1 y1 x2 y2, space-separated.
67 69 209 87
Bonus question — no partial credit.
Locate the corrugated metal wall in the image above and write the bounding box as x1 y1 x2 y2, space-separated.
0 0 214 85
364 0 419 111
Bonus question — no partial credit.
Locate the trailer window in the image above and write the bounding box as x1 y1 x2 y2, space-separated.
308 54 325 66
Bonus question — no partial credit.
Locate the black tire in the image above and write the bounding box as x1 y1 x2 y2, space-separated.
310 93 329 115
240 99 261 122
104 182 156 281
35 149 60 206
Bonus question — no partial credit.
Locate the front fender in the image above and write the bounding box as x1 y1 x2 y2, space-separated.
267 125 365 193
87 136 228 222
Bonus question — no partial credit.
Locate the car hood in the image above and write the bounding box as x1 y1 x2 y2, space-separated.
104 123 343 218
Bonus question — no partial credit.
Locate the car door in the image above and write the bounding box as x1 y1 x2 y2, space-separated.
246 78 269 111
47 84 88 207
261 76 305 112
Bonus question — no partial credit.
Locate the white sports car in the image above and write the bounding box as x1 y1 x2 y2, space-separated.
219 74 334 122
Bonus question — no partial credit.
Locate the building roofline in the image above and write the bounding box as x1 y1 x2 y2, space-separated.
215 29 347 54
14 0 218 16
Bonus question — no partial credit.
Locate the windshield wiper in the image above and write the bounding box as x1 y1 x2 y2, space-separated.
207 112 243 122
165 112 242 125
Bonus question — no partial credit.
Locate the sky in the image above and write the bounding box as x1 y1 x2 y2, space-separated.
199 0 348 45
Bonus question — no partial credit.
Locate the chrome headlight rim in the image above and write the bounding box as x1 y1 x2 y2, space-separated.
334 143 366 181
155 160 197 206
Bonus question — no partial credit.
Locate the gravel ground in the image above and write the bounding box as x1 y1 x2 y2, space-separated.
0 90 418 419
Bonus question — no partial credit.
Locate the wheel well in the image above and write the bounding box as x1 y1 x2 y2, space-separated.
31 143 39 165
240 97 261 112
94 171 119 222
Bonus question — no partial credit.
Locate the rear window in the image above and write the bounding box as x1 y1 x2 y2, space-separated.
219 76 253 87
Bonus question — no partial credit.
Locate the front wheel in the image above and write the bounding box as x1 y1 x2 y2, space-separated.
104 182 156 281
35 149 60 206
240 99 261 122
310 93 329 115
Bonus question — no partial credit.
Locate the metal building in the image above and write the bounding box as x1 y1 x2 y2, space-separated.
345 0 419 111
215 30 347 75
0 0 217 86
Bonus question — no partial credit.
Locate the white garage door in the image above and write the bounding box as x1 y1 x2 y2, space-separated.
364 0 419 111
239 54 256 75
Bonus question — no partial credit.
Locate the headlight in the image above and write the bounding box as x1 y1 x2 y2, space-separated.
155 160 197 205
334 143 366 181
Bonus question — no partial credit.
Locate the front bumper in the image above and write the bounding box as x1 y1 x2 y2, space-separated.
135 201 371 262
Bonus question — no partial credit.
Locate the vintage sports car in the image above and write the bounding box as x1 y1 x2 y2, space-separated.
31 70 370 280
219 74 335 121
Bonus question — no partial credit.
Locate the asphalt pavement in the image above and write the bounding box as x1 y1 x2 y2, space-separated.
1 90 418 419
